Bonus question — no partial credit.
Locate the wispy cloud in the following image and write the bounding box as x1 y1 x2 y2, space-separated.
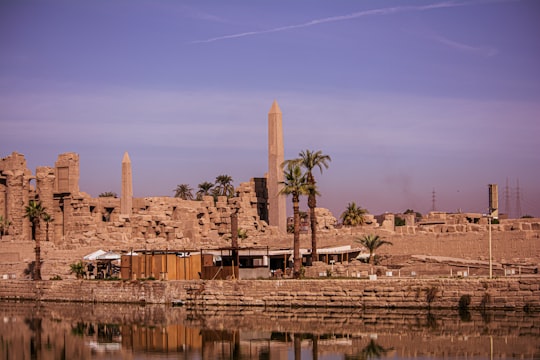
430 33 498 57
191 1 490 44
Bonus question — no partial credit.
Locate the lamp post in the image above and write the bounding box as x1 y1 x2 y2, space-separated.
488 212 492 279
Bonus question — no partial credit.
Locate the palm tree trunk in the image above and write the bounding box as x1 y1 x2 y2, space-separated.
33 220 42 280
308 193 317 262
293 198 301 279
34 235 42 280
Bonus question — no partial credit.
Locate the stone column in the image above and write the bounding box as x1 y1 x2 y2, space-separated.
4 170 25 238
267 100 287 233
121 152 133 216
36 167 55 213
36 166 56 243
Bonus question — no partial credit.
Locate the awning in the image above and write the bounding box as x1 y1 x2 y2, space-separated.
83 249 106 261
96 251 121 260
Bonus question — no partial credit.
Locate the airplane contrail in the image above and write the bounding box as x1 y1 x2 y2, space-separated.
191 1 500 44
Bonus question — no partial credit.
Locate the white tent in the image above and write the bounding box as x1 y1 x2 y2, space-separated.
96 251 121 261
83 249 106 261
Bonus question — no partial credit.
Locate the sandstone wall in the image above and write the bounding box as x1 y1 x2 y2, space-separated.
0 278 538 310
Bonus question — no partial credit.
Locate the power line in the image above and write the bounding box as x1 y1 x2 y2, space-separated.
504 178 511 218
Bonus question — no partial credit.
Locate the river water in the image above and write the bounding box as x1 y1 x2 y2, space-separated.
0 301 538 359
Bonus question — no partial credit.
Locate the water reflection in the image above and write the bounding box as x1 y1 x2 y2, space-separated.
0 301 538 359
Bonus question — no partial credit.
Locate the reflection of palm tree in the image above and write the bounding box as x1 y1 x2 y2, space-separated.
25 317 43 360
293 333 302 360
345 339 392 360
426 311 438 329
279 164 310 278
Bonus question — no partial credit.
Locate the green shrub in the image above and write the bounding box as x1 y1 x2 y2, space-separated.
69 261 85 279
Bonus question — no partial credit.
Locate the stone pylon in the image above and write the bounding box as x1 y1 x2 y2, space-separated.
267 100 287 233
121 152 133 216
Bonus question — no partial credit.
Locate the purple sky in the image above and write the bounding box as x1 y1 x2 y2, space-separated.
1 0 539 218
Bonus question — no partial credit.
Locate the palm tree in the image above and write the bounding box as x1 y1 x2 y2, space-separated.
340 202 368 226
284 150 331 262
24 200 48 280
214 174 235 198
98 191 117 198
279 163 310 278
196 181 215 200
173 184 194 200
42 213 54 242
354 234 393 265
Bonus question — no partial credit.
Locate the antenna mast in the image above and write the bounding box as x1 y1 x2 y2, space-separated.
504 178 511 218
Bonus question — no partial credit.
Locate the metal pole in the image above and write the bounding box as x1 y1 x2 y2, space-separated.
488 215 492 279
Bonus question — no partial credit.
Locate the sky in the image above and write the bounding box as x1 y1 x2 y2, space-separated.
1 0 539 219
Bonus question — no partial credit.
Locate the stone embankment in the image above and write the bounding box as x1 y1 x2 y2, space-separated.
0 277 538 310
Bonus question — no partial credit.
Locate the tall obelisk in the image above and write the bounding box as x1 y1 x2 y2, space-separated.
268 100 287 233
121 151 133 216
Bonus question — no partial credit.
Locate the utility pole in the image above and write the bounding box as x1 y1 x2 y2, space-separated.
488 184 498 279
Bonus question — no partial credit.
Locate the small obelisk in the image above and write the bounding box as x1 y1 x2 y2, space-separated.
268 100 287 233
121 151 133 216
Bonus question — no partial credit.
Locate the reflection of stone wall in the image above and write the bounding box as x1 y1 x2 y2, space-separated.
0 302 538 359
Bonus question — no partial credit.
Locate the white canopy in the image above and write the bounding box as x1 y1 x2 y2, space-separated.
83 249 106 261
96 251 121 260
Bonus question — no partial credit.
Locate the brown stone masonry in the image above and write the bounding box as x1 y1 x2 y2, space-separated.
0 278 538 310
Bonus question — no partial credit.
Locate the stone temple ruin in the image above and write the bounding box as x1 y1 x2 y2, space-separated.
1 101 539 280
0 100 319 248
0 151 280 248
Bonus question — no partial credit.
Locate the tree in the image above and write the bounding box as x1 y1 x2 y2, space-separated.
340 202 368 226
173 184 194 200
70 261 86 279
214 174 235 198
196 181 214 200
283 150 331 263
24 200 49 280
98 192 117 198
42 213 54 242
354 234 393 265
279 163 310 278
